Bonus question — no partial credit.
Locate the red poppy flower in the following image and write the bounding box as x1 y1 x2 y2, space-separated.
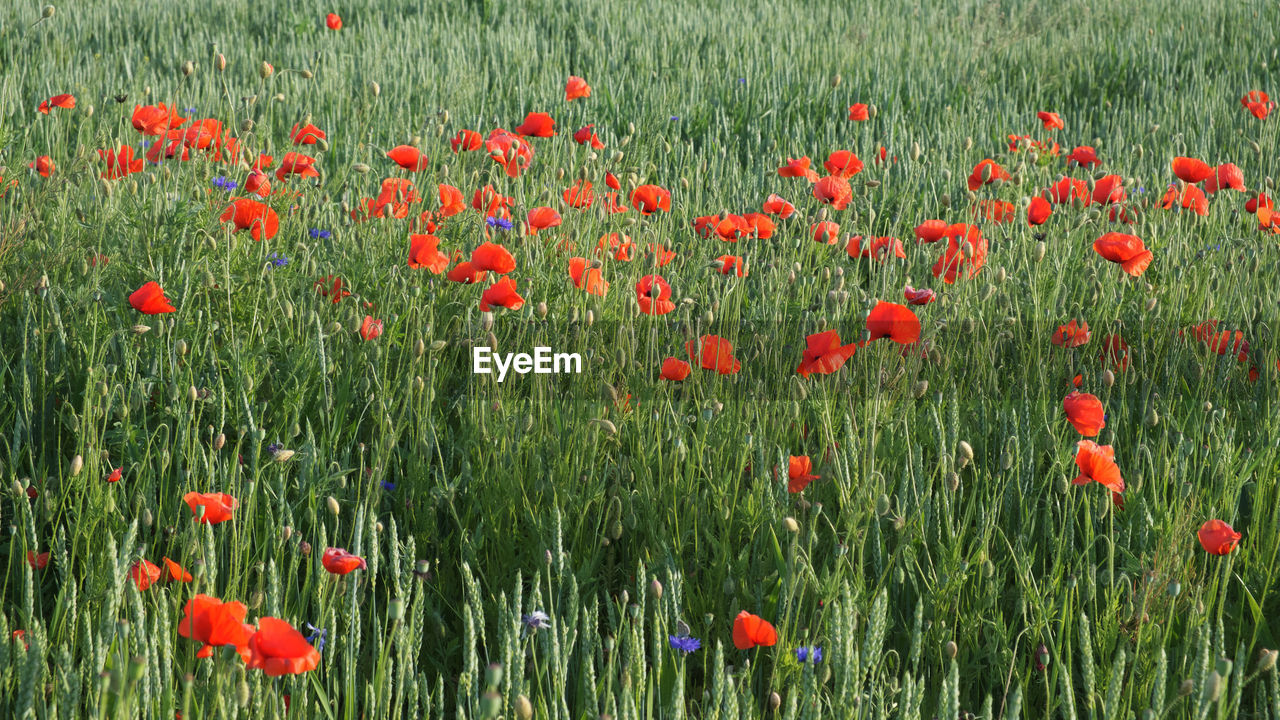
1066 146 1100 168
1171 157 1214 183
450 129 483 152
714 255 747 277
1091 175 1127 205
526 206 562 234
903 285 936 305
130 560 162 591
1100 334 1130 371
408 234 449 273
37 93 76 114
565 76 592 101
786 456 820 492
645 242 676 266
105 467 123 483
914 219 949 243
184 491 238 524
515 112 556 138
471 242 516 274
813 175 852 209
743 212 776 239
321 547 367 575
385 145 429 172
479 277 524 311
1037 111 1064 130
967 159 1010 190
1188 321 1250 362
132 103 187 136
572 125 605 149
1063 391 1105 436
220 198 280 240
686 335 741 375
1197 520 1241 556
659 357 692 381
563 180 594 209
27 551 49 570
1245 193 1272 215
866 301 921 345
932 224 987 283
1047 176 1089 205
568 257 609 297
359 316 383 341
778 157 819 182
326 13 342 30
162 557 193 583
1093 232 1152 276
1203 163 1245 194
130 281 176 314
1159 183 1208 216
636 274 674 315
823 150 863 178
1052 320 1090 348
846 235 906 261
1072 440 1124 493
315 275 352 303
631 184 671 215
762 193 795 218
732 611 777 650
29 156 54 177
180 595 253 660
246 617 321 676
1240 90 1274 119
1027 196 1052 225
848 103 869 121
974 199 1016 224
289 123 326 145
97 145 144 180
596 233 634 261
796 330 859 378
245 170 271 197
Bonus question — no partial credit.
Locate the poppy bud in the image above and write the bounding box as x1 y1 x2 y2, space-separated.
1033 242 1046 263
515 695 534 720
945 472 960 492
215 53 226 72
1248 140 1261 156
1102 369 1115 387
1256 648 1277 673
536 301 548 318
132 324 151 335
213 433 226 450
274 449 295 463
875 494 891 516
1178 678 1193 696
1206 672 1222 702
429 340 448 352
649 577 663 599
1203 401 1213 413
281 526 292 542
783 516 799 533
70 454 84 476
945 640 958 658
326 495 340 515
259 61 274 78
768 692 781 711
867 104 878 118
964 136 974 151
272 93 285 103
910 142 921 161
181 60 194 76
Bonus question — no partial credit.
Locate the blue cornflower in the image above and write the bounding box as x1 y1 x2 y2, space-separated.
795 645 823 663
670 116 680 121
381 480 396 491
266 442 282 456
669 635 701 655
267 253 289 268
486 216 513 231
306 623 327 652
211 176 237 191
183 107 197 114
738 78 746 84
522 611 551 633
310 228 332 240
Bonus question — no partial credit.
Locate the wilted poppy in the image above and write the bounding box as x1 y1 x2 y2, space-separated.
1073 440 1124 493
184 491 238 524
903 285 936 305
732 611 777 650
130 281 176 314
1063 391 1105 436
245 617 321 676
1197 520 1241 556
1093 232 1152 276
796 330 858 378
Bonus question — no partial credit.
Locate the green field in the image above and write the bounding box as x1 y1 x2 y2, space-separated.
2 0 1280 718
